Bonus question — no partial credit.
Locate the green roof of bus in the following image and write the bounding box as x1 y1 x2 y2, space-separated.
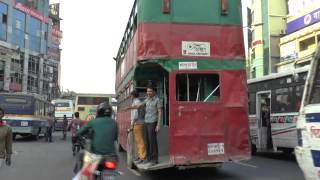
138 0 242 25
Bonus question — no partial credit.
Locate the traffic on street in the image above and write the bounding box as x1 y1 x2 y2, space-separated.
0 133 304 180
0 0 320 179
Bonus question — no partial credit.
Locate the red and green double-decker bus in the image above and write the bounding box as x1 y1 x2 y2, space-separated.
115 0 250 171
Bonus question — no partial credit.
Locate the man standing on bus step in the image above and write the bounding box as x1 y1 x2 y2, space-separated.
130 90 147 164
129 86 163 166
0 108 12 168
62 115 68 140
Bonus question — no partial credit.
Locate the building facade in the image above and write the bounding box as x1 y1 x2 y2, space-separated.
278 0 320 72
0 0 62 100
248 0 320 78
248 0 288 79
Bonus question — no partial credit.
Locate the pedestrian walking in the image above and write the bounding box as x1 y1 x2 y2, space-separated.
0 108 12 168
62 115 68 140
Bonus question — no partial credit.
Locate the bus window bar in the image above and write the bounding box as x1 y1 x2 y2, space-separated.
162 0 170 14
204 85 220 102
187 74 190 101
115 0 138 64
221 0 228 16
196 79 202 102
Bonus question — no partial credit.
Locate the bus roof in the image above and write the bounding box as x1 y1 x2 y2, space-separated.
247 66 310 84
0 92 47 101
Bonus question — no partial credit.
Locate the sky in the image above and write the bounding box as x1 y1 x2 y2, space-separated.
50 0 250 94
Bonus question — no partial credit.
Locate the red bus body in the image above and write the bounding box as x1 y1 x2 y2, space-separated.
115 0 250 170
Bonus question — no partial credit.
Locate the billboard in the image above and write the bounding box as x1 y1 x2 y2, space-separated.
287 7 320 34
14 0 49 23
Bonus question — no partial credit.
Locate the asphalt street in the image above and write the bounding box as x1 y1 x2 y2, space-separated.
0 133 305 180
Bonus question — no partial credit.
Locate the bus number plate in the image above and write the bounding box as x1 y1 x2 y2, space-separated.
21 121 28 126
208 143 224 155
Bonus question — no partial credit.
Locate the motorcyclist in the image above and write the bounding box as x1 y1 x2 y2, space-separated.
74 102 118 172
68 112 83 154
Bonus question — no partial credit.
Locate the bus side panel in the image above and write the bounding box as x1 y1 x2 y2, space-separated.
137 23 245 61
221 70 251 160
117 110 131 150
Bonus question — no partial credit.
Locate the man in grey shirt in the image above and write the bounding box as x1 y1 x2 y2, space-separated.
129 86 162 165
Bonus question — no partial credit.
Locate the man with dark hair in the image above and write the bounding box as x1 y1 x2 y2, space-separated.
77 102 118 155
129 86 163 166
62 115 68 140
45 112 54 142
68 112 83 154
0 108 12 168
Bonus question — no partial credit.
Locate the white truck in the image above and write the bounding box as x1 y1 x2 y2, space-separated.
295 44 320 180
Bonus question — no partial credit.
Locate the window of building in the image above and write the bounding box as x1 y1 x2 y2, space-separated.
0 2 8 41
28 55 39 74
299 36 315 51
43 23 48 54
176 74 220 102
12 9 26 48
29 17 41 52
10 57 23 89
27 75 38 93
0 60 4 90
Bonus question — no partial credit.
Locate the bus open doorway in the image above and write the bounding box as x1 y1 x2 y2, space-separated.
126 63 171 170
254 92 273 153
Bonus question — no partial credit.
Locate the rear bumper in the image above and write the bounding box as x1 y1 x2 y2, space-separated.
11 126 33 134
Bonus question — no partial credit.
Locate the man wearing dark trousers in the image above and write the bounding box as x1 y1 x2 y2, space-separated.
129 86 162 166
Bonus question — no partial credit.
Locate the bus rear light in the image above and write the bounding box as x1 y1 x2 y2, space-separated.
162 0 170 14
221 0 228 16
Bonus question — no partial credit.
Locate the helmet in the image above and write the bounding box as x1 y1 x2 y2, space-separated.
97 102 112 117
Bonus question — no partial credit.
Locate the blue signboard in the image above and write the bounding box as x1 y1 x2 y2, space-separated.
287 8 320 34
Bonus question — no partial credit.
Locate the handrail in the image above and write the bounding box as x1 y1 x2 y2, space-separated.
115 0 138 66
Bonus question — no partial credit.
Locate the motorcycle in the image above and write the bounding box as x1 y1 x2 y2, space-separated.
72 125 84 156
73 151 121 180
72 136 85 156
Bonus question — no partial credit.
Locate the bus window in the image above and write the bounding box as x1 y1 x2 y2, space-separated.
272 87 294 113
78 97 109 105
4 97 27 104
295 85 304 111
176 74 220 102
55 102 70 107
310 63 320 104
